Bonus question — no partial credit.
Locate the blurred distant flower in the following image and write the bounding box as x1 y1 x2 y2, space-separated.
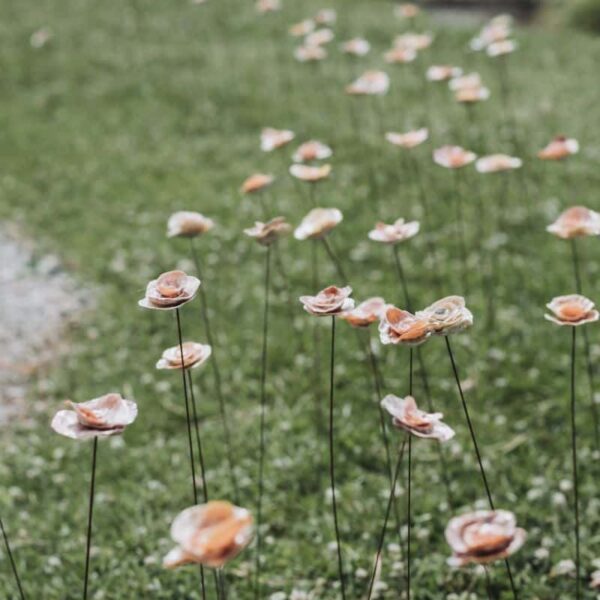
261 128 295 152
339 297 386 328
167 212 214 238
241 173 275 194
475 154 522 173
289 19 315 37
385 128 428 149
449 72 482 92
379 306 431 346
487 39 517 57
51 393 137 440
294 45 327 62
341 38 370 57
305 28 334 47
455 85 490 103
164 501 254 569
384 46 417 65
470 16 512 51
300 285 354 316
547 206 600 239
156 342 212 370
426 65 462 82
314 8 336 25
545 295 599 327
590 570 600 589
289 163 332 182
538 136 579 160
256 0 280 13
138 270 200 310
381 395 455 441
244 216 292 246
433 146 477 169
394 3 420 19
346 71 390 95
445 510 526 567
30 28 52 48
294 208 342 240
394 32 433 51
368 218 420 244
292 140 332 162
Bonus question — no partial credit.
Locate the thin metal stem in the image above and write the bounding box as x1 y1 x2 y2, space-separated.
328 316 346 599
0 517 26 600
571 326 581 599
254 245 271 600
392 246 412 311
189 240 239 501
83 437 98 600
322 237 349 283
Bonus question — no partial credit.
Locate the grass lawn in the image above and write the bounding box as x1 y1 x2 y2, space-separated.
2 0 600 598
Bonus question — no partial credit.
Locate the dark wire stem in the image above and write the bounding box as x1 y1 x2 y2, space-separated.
189 240 239 501
445 336 519 598
83 437 98 600
570 239 600 450
0 517 26 600
311 240 323 430
392 245 412 311
321 236 349 283
328 316 347 599
570 326 581 599
175 309 207 599
452 170 470 296
186 371 209 600
217 568 228 600
366 440 407 600
484 566 494 600
254 245 272 600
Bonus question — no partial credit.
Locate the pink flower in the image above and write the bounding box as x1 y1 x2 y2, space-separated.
244 217 292 245
289 19 315 37
305 28 334 48
156 342 212 370
346 71 390 95
292 140 332 163
294 208 342 240
545 295 599 327
241 173 275 193
546 206 600 239
139 270 201 311
433 146 477 169
260 128 295 152
426 65 462 82
289 164 332 182
475 154 522 173
385 128 428 149
341 38 370 57
300 285 354 316
394 32 433 51
167 212 214 238
538 136 579 160
384 46 417 65
294 45 327 62
368 218 420 244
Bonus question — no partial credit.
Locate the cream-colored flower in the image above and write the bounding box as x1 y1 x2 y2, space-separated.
241 173 275 194
341 38 370 57
346 71 390 96
305 28 334 47
294 45 327 62
167 212 214 238
487 39 517 57
294 208 342 240
139 270 201 310
426 65 463 82
300 285 354 316
475 154 522 173
546 206 600 239
538 136 579 160
379 305 432 346
256 0 280 13
381 395 455 441
394 3 419 19
449 72 482 92
394 32 433 51
545 295 599 327
384 46 417 65
244 216 291 246
292 140 332 163
339 297 386 328
446 510 526 567
385 128 428 149
289 163 332 182
260 128 295 152
314 8 336 25
417 296 473 335
368 218 420 244
455 85 490 103
433 146 477 169
470 18 512 51
51 393 138 440
289 19 315 37
164 501 254 569
156 342 212 370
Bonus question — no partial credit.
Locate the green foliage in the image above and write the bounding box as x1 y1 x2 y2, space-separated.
565 0 600 32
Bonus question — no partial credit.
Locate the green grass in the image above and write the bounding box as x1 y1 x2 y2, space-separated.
2 0 600 598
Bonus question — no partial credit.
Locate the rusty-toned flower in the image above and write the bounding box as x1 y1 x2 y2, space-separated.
346 71 390 96
305 28 334 47
289 163 332 182
445 510 526 567
256 0 280 13
417 296 473 335
164 501 254 569
341 38 370 57
289 19 315 37
545 295 599 327
384 46 417 64
368 218 420 244
51 393 138 440
394 32 433 51
294 208 342 240
426 65 463 82
385 128 428 149
167 212 214 238
300 285 354 316
394 3 420 18
433 146 477 169
546 206 600 239
244 216 291 246
156 342 212 370
339 297 386 328
292 140 333 163
241 173 275 194
381 395 455 441
379 305 432 346
138 270 201 311
294 45 327 62
487 39 517 57
455 85 490 103
475 154 522 173
314 8 336 25
260 128 295 152
538 136 579 160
